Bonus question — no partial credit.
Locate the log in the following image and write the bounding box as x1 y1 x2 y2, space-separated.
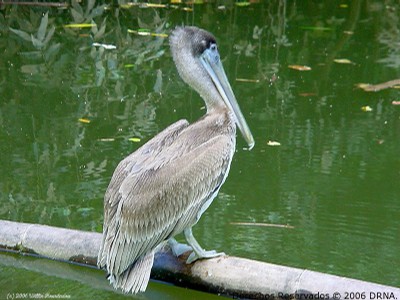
0 220 399 299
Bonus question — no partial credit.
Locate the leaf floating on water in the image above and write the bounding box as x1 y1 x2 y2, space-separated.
63 23 96 29
230 222 294 229
137 31 150 36
236 78 260 83
144 3 167 8
288 65 312 71
334 58 354 64
127 29 168 38
361 106 373 112
152 32 168 38
356 79 400 92
78 118 91 124
267 140 281 146
92 42 117 50
129 137 141 143
356 83 371 90
236 2 251 7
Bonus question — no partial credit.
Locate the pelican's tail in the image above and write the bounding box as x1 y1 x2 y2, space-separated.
107 251 155 294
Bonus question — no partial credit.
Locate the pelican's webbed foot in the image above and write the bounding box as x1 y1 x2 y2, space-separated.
186 249 225 264
183 227 225 264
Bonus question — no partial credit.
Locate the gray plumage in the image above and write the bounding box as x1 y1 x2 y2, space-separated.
98 26 254 294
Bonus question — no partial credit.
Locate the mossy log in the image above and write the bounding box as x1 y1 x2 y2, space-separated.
0 220 399 299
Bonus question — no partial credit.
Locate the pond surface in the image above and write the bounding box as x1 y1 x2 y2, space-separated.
0 1 399 298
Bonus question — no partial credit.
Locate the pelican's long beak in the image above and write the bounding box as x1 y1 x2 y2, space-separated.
200 46 255 150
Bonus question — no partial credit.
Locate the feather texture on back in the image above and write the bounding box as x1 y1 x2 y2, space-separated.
98 111 236 292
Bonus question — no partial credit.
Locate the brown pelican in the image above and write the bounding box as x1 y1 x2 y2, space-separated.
97 26 254 294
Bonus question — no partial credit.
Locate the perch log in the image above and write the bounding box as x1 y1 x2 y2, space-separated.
0 220 399 298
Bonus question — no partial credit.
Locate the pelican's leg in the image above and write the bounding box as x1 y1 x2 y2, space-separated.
183 227 225 264
168 238 192 257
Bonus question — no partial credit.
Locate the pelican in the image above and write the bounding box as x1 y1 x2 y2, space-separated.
97 26 254 294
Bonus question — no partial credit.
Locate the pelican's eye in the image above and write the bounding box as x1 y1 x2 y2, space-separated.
207 43 220 64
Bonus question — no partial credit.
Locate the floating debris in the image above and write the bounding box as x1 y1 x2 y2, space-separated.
299 92 317 97
127 29 168 38
236 2 251 7
129 137 141 143
361 106 373 112
236 78 260 83
333 58 355 64
92 42 117 50
120 2 168 8
230 222 294 229
145 3 167 8
356 79 400 92
78 118 91 124
267 140 281 146
63 23 96 29
288 65 312 71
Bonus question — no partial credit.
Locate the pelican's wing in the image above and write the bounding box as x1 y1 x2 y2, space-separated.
98 119 189 267
100 133 233 277
105 119 190 198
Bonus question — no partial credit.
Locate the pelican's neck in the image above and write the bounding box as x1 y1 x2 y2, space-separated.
171 48 226 112
199 84 226 113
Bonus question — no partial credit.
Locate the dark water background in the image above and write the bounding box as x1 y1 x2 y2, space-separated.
0 1 399 298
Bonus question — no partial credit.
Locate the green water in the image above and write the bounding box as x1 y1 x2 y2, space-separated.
0 1 399 298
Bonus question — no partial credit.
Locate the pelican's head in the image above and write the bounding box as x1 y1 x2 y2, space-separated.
169 26 254 150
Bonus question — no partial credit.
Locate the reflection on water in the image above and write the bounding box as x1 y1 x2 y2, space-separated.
0 0 399 296
0 251 222 300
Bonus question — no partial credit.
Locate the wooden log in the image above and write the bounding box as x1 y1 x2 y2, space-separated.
0 220 399 299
